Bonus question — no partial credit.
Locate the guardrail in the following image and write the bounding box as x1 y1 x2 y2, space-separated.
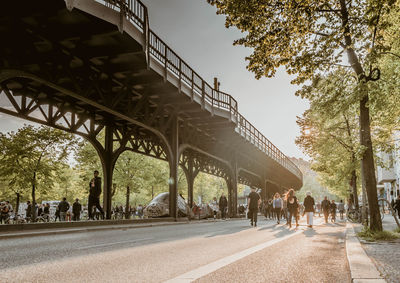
94 0 302 180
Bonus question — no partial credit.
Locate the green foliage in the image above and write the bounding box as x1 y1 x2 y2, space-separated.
0 125 78 206
357 226 400 242
296 174 338 203
208 0 395 83
296 69 361 199
193 172 228 204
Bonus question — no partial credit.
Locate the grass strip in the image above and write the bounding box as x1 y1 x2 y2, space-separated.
357 227 400 242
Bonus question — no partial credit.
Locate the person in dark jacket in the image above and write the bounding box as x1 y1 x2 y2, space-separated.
286 189 299 228
88 170 105 220
58 197 70 221
321 196 330 223
219 193 228 220
25 201 32 221
43 203 50 222
72 198 82 221
37 204 43 217
248 187 261 227
303 192 315 228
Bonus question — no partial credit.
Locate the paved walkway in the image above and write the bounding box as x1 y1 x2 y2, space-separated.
0 216 351 282
355 215 400 283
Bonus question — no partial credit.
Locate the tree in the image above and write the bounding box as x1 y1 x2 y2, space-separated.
208 0 398 230
0 125 77 219
296 69 361 209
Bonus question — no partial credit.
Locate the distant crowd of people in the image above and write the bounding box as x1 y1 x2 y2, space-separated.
245 187 349 228
4 169 400 225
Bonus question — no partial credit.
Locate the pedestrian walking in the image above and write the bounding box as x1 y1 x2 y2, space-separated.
88 170 105 220
273 193 283 224
303 192 315 228
286 189 299 228
321 196 330 223
266 199 273 219
330 200 337 223
55 206 61 222
211 197 218 219
0 202 10 224
38 204 43 217
137 204 144 219
248 187 261 227
25 201 32 222
58 197 70 221
338 200 345 220
282 190 288 222
316 202 321 217
219 193 228 220
72 198 82 221
43 203 50 222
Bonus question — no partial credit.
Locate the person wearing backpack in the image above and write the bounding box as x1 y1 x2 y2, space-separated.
58 197 70 221
286 189 299 228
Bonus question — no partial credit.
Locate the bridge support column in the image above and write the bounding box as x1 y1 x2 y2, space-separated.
182 153 199 209
168 115 179 219
102 125 115 220
227 160 238 218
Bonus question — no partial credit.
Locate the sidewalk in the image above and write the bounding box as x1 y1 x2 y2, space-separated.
0 218 239 239
353 216 400 283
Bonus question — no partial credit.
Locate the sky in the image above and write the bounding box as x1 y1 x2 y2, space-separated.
0 0 310 159
142 0 309 159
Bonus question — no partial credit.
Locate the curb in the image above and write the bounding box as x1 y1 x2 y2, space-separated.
0 218 241 240
345 222 386 283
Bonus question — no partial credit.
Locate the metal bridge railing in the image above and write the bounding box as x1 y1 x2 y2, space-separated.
95 0 302 181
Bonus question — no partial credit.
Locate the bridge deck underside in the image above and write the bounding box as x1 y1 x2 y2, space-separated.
0 0 302 193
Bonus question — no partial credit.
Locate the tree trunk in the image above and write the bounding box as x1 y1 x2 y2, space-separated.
125 185 130 219
15 192 20 215
31 172 37 221
360 95 382 231
351 169 359 210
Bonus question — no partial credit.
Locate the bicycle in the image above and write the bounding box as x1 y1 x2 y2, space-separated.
378 199 386 220
346 208 361 223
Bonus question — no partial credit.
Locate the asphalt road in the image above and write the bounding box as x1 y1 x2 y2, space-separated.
0 216 350 282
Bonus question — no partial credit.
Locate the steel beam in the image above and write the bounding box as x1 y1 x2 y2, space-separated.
168 115 179 219
102 125 115 219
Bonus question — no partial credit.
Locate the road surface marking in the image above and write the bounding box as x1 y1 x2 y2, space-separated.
164 229 303 283
76 238 153 250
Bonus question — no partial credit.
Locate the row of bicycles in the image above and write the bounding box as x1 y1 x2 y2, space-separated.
346 198 399 223
1 213 55 224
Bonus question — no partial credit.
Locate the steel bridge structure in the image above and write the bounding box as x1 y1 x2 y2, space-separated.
0 0 302 219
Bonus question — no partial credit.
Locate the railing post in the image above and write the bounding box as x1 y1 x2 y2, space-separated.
211 90 214 116
143 5 150 70
117 1 125 33
190 72 194 101
229 96 232 122
178 60 182 93
164 46 168 82
201 81 205 110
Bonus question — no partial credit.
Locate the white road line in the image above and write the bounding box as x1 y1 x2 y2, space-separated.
164 229 303 283
76 238 153 250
